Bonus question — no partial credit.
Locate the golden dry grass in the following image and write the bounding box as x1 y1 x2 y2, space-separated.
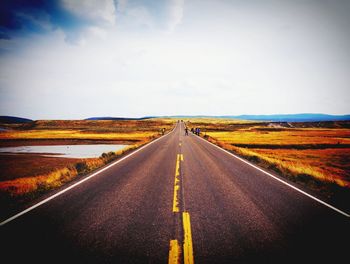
0 129 156 141
0 118 175 142
248 148 350 187
207 129 350 146
0 141 147 196
0 119 175 197
0 166 78 196
187 119 350 190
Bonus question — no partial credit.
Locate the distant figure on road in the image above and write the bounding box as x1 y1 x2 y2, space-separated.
191 128 194 134
161 128 165 135
185 127 189 136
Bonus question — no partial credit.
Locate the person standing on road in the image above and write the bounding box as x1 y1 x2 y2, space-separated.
185 126 189 136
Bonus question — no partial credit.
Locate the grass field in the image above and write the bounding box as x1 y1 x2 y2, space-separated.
0 119 175 143
245 148 350 187
1 117 349 209
0 118 175 198
186 119 350 200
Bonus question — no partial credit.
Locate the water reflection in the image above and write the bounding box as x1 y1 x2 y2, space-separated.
0 145 127 158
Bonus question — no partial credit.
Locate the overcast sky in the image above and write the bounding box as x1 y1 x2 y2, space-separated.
0 0 349 119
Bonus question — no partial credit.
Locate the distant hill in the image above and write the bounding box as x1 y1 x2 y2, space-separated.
158 114 350 122
225 114 350 122
0 116 33 124
85 117 153 121
2 114 349 123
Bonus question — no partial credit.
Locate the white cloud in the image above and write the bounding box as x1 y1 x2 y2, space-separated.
62 0 116 26
15 11 52 31
124 5 155 29
1 0 350 118
115 0 128 13
167 0 185 31
114 0 184 32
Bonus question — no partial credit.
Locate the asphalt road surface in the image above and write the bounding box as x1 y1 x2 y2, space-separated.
1 121 349 263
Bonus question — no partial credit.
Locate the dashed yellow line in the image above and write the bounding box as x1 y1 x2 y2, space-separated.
168 240 180 264
172 185 180 212
173 154 181 212
170 153 195 263
183 212 194 264
176 154 181 176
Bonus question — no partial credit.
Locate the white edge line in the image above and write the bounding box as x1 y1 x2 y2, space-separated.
197 136 350 218
0 123 178 226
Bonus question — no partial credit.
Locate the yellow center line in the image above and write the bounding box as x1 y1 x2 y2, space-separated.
176 154 180 176
183 212 194 264
168 240 180 264
170 153 195 264
173 154 181 212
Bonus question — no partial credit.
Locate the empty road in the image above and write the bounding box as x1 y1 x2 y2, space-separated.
1 121 349 263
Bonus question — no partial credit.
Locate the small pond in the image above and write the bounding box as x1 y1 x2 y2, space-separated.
0 145 127 158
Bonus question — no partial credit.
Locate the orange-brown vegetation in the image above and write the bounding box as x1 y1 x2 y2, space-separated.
0 144 140 197
206 128 350 146
0 166 78 196
0 154 81 181
0 119 175 198
186 119 350 193
0 119 175 143
245 148 350 187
